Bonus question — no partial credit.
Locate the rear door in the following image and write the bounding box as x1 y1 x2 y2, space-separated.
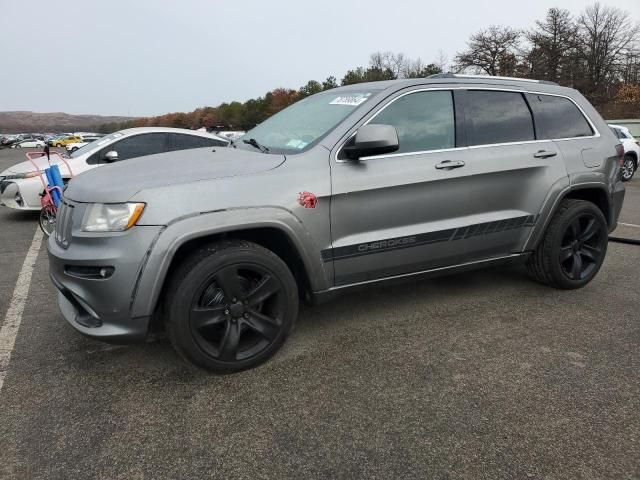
457 89 569 254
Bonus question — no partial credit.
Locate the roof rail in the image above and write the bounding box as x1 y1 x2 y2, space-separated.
427 73 559 86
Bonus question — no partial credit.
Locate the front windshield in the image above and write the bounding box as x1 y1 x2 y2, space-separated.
239 90 379 153
70 132 123 158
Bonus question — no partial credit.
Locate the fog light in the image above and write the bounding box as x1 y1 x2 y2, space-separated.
65 265 115 280
14 192 23 206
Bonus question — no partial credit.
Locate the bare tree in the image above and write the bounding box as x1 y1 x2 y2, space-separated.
435 49 449 72
454 25 521 76
577 3 640 96
369 51 407 78
525 8 579 83
618 44 640 84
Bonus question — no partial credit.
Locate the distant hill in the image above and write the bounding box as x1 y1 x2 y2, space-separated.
0 111 137 133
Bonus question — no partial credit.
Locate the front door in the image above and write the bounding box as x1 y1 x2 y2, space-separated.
329 89 482 286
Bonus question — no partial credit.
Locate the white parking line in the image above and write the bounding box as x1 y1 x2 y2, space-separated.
0 227 43 393
619 222 640 229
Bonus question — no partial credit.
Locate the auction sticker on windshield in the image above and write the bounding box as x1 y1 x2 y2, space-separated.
329 93 371 106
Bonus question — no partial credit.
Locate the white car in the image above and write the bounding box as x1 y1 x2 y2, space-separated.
11 139 45 149
65 136 103 153
610 124 640 181
0 127 229 210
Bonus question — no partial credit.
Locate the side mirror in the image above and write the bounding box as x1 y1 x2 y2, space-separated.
103 150 118 162
343 124 399 160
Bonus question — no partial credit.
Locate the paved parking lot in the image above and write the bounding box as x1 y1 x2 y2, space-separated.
0 147 639 479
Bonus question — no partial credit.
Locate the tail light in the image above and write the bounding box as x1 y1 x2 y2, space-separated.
615 144 625 165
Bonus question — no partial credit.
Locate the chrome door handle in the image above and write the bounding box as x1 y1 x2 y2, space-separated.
533 150 557 159
435 160 465 170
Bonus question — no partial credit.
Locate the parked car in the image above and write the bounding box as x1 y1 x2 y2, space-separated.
50 135 83 147
65 136 103 153
47 75 625 373
1 135 19 147
609 123 639 181
0 127 229 210
11 139 46 148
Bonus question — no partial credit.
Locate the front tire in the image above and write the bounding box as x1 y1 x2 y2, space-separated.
621 155 636 181
165 240 299 373
527 199 608 289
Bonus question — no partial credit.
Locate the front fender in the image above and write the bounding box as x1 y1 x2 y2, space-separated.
130 206 331 319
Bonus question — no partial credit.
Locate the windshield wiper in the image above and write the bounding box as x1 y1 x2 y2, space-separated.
243 138 269 153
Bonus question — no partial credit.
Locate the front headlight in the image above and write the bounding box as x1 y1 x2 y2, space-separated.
81 203 145 232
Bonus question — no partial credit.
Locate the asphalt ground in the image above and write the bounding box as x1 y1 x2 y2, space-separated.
0 147 639 479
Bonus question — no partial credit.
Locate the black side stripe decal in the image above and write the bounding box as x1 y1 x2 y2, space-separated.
322 215 538 262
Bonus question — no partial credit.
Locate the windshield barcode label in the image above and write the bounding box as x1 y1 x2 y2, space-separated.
329 94 370 106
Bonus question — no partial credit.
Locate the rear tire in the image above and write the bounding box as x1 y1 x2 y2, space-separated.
527 199 608 289
164 240 299 373
621 154 636 181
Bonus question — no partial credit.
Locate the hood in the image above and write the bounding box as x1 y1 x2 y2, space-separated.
64 147 285 203
0 154 73 176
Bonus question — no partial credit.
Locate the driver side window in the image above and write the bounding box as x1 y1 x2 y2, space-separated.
369 90 455 155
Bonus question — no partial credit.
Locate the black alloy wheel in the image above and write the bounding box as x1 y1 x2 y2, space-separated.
558 213 605 281
527 199 608 290
189 263 285 363
165 240 298 373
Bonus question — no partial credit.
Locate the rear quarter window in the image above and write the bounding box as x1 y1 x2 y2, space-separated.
525 94 594 139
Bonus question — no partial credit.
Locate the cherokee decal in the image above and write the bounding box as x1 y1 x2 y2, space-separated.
321 215 538 262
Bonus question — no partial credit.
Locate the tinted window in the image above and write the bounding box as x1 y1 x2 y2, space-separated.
369 90 455 154
104 133 167 162
526 94 593 139
464 91 534 146
168 133 227 151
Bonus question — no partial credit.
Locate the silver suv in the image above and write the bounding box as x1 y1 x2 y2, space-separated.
47 75 626 373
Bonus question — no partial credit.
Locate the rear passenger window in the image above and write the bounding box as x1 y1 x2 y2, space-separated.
525 94 593 139
464 91 534 146
369 90 455 154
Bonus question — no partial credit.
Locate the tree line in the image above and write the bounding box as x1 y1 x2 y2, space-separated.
97 3 639 133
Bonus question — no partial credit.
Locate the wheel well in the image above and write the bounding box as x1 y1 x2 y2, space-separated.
625 150 637 165
563 188 610 225
161 226 311 302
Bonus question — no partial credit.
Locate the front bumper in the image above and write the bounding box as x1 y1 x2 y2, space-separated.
47 224 163 343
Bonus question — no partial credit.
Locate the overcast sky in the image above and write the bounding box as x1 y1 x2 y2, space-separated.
1 0 638 117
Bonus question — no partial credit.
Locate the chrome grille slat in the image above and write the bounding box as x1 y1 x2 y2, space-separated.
55 200 74 248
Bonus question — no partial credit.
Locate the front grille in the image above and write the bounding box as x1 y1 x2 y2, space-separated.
55 200 74 248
